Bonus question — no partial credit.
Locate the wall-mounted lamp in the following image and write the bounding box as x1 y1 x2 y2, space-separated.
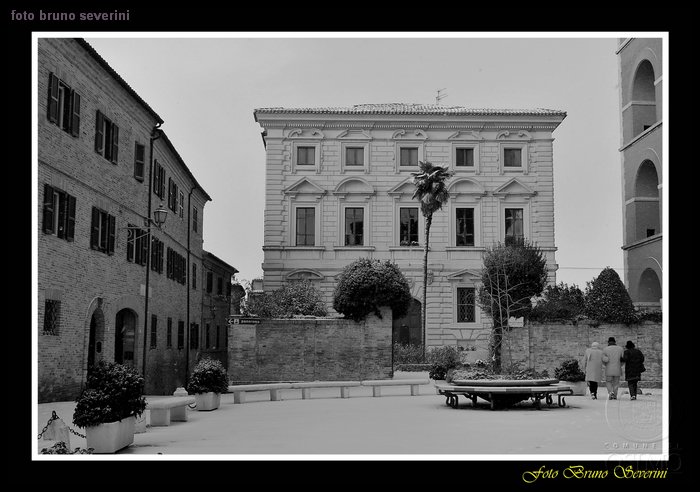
122 203 168 241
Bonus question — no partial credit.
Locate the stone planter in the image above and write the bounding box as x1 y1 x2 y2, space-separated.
85 416 135 454
560 380 587 396
194 392 221 411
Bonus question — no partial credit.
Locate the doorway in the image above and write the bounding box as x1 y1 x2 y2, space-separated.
87 307 104 373
392 298 422 347
115 308 136 367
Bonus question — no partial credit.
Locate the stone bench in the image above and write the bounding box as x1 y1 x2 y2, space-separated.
146 396 195 426
361 379 430 397
228 383 294 404
290 381 362 399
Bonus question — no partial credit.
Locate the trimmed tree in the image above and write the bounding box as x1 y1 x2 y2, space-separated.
333 258 412 322
244 279 328 318
584 267 637 324
477 239 548 372
528 282 585 322
410 160 454 356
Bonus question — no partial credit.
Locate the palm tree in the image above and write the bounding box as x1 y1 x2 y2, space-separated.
411 161 454 357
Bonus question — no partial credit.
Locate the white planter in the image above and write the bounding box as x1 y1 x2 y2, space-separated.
561 381 587 396
85 416 135 454
195 392 221 411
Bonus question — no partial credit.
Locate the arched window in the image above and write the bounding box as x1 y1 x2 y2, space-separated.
638 268 661 303
631 60 657 137
633 160 660 240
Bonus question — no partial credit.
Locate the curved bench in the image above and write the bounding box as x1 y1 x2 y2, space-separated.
228 383 293 404
361 379 430 397
435 382 574 410
290 381 361 399
146 396 196 426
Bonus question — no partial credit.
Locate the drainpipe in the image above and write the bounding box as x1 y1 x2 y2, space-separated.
185 185 195 387
142 123 162 384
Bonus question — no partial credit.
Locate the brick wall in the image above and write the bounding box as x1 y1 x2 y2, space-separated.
502 321 662 385
228 307 392 382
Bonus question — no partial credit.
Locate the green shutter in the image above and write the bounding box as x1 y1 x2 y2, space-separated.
107 215 116 254
110 124 119 164
66 194 76 241
70 91 81 137
90 207 100 249
47 73 59 123
94 111 104 154
42 184 55 234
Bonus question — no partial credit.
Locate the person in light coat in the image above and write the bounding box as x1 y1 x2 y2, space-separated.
602 336 625 400
582 341 604 399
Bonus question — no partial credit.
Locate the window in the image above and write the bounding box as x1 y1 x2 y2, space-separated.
168 178 179 213
179 191 184 218
152 160 166 199
205 324 210 349
226 281 231 298
504 208 524 245
177 320 185 349
400 147 418 167
150 315 157 349
167 318 173 348
94 111 119 164
193 207 199 232
295 207 315 246
345 147 364 166
206 271 213 293
344 207 364 246
134 143 145 181
190 323 199 349
399 207 419 246
167 248 186 284
151 237 164 273
216 325 221 349
42 184 76 241
457 287 476 323
503 148 522 168
47 73 80 136
192 263 197 289
126 224 148 266
455 208 475 247
456 148 474 167
297 146 315 166
43 299 60 335
217 277 223 295
90 207 115 254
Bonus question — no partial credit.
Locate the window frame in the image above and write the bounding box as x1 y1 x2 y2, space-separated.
396 143 424 171
454 286 478 324
292 141 321 173
134 142 146 181
42 184 76 242
43 299 61 335
293 205 317 247
451 142 480 173
150 314 158 349
47 72 80 137
343 206 365 247
90 206 116 255
397 206 420 247
499 201 530 245
94 110 119 164
499 142 529 174
340 141 370 173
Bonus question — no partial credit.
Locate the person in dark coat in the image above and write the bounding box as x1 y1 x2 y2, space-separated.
623 340 645 400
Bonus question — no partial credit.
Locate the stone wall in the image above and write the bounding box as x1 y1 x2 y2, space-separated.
228 307 392 382
502 321 662 385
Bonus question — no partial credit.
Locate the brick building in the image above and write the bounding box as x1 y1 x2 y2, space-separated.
37 38 222 401
253 104 566 349
198 250 239 371
616 38 663 308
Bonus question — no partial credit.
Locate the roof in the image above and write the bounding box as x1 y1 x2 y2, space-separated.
158 131 212 202
254 103 566 118
203 250 239 274
75 39 164 124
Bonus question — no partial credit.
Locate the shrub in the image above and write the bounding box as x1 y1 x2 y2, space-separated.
73 361 146 428
187 358 229 394
529 282 585 322
554 358 585 382
426 345 462 380
245 279 328 318
393 343 426 365
584 267 637 324
395 363 431 372
637 309 662 323
332 258 412 322
40 442 93 454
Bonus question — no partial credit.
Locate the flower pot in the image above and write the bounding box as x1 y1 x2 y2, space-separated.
194 392 221 411
85 416 135 453
560 381 587 396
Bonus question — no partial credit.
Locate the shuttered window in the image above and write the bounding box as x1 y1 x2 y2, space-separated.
47 72 80 136
94 110 119 164
134 142 145 181
90 207 115 254
42 184 76 241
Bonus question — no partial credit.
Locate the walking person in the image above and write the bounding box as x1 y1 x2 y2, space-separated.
602 336 625 400
623 340 645 400
582 341 604 399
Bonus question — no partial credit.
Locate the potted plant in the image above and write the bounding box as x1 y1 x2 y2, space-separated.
187 358 229 411
72 361 146 453
554 358 587 396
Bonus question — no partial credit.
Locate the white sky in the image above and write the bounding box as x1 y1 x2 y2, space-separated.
84 34 625 289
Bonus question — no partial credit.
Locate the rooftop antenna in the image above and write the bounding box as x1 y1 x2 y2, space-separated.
435 88 448 105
